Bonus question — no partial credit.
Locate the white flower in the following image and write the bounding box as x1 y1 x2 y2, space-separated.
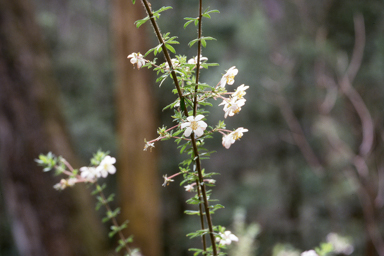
162 174 174 187
301 250 318 256
231 127 248 140
131 251 142 256
143 141 155 151
232 84 249 100
80 166 99 180
96 156 117 178
222 134 235 149
222 127 248 149
216 230 239 245
164 58 179 71
220 66 238 88
188 55 208 67
180 115 207 137
219 98 246 118
53 179 67 190
184 184 194 192
326 233 354 255
127 52 146 69
67 178 77 186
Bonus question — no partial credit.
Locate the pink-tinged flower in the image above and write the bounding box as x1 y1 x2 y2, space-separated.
53 179 68 190
164 58 180 71
180 115 207 137
127 52 146 69
143 141 155 151
220 66 238 88
216 230 239 245
96 156 116 178
184 184 194 192
219 98 246 118
162 174 174 187
67 178 78 186
232 84 249 100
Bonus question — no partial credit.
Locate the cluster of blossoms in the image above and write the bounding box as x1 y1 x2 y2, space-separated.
128 51 247 250
130 52 249 149
216 230 239 246
219 68 249 119
80 155 117 180
53 155 117 190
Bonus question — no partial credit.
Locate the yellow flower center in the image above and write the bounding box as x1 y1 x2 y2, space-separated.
226 75 235 84
237 91 245 98
232 132 242 141
190 121 198 130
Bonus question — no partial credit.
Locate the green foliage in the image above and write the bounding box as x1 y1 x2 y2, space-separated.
135 6 173 28
315 243 333 256
35 152 57 172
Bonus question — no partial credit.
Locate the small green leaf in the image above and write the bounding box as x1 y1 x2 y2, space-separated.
184 210 200 215
184 19 195 29
202 13 211 19
132 0 135 3
134 16 150 28
201 38 206 47
165 44 176 54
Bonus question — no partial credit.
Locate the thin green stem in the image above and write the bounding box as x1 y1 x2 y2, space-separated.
97 184 132 255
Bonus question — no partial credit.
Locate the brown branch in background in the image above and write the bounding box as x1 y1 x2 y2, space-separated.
264 54 323 176
338 14 374 157
275 91 323 175
343 166 384 256
315 14 384 255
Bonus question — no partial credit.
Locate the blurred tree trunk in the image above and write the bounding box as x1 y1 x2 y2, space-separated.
0 0 107 255
112 1 160 256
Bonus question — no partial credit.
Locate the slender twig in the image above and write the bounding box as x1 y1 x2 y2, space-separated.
97 184 132 255
59 159 132 255
338 14 373 157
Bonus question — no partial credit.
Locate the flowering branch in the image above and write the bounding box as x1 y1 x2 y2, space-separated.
36 151 139 256
130 0 250 254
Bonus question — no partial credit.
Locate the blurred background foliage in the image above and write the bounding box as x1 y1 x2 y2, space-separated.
2 0 384 255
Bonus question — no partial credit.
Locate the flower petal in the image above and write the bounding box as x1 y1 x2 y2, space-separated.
184 127 192 137
181 122 190 129
194 114 205 121
194 128 204 137
197 121 207 129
